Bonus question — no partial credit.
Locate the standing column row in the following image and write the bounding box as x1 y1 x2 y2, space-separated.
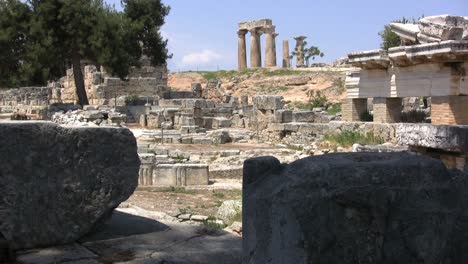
237 27 278 70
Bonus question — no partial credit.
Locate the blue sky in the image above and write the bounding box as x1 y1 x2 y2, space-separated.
108 0 467 72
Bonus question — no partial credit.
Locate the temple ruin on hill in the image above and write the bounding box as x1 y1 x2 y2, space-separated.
237 19 309 69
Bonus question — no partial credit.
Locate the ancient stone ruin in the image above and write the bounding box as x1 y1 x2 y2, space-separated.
0 11 467 264
238 19 278 69
0 122 140 249
344 15 468 125
243 153 468 263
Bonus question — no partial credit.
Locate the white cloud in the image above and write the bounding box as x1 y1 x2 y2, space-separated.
181 50 223 67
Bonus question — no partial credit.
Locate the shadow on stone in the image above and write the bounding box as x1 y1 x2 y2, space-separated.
80 211 169 243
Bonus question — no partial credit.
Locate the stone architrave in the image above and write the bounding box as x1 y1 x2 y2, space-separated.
250 27 263 68
282 40 290 68
237 30 248 70
294 36 307 68
264 26 277 68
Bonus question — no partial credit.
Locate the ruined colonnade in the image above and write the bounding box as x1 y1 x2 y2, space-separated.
237 19 308 70
238 19 278 70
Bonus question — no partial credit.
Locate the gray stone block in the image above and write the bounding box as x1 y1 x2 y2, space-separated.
397 123 468 152
154 164 209 186
0 122 140 249
243 153 468 263
252 95 284 110
292 111 315 122
213 117 232 129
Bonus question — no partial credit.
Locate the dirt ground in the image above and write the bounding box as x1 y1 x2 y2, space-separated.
122 184 242 217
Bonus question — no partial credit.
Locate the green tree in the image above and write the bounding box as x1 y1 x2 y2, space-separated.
0 0 170 106
379 17 421 50
289 40 324 67
0 0 31 88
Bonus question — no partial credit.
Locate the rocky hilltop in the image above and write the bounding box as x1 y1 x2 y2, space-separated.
168 67 350 106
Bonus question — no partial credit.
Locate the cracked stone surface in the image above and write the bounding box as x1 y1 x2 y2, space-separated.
0 121 140 250
243 153 468 263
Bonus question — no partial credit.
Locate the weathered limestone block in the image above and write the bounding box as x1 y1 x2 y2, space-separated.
252 95 284 111
240 95 249 106
272 110 292 123
0 122 140 249
396 123 468 152
154 164 209 186
243 153 468 263
292 111 315 123
209 130 231 144
191 83 203 98
146 113 162 129
139 154 155 186
212 117 232 129
418 15 468 41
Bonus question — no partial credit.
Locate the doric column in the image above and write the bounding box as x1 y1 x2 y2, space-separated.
294 36 307 68
272 33 278 67
237 30 247 70
250 27 262 68
264 26 277 67
282 40 290 68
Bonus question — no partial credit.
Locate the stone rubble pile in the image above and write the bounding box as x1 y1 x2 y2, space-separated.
51 107 127 127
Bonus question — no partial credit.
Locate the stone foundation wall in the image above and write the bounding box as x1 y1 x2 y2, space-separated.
60 65 168 105
0 87 50 108
260 121 397 145
0 87 51 118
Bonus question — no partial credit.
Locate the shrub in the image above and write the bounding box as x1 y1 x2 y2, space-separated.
332 78 346 94
124 95 140 106
327 103 342 115
203 216 226 229
324 130 384 147
10 113 28 120
307 90 328 109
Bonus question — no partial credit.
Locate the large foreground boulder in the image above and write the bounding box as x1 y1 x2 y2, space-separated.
243 153 468 263
0 121 140 249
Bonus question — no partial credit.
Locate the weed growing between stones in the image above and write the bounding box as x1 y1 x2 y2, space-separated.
203 216 226 230
324 130 384 147
326 103 342 115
